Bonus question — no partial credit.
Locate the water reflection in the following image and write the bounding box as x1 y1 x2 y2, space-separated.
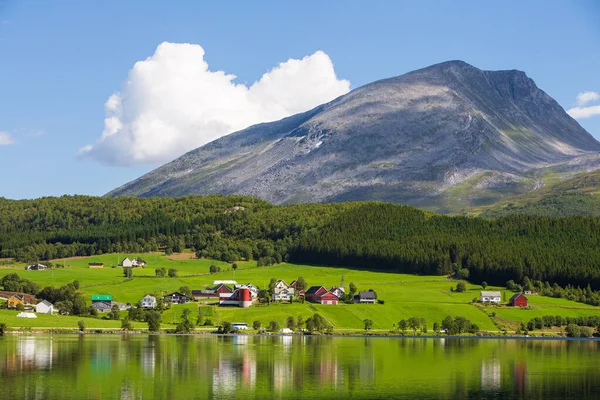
1 336 600 399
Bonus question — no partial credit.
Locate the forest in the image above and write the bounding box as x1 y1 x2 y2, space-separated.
2 195 600 288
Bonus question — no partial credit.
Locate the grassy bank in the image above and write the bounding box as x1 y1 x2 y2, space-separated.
1 253 599 332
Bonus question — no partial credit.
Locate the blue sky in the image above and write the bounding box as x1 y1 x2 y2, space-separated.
1 0 599 199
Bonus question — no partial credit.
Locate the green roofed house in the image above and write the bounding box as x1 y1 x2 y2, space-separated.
92 295 113 303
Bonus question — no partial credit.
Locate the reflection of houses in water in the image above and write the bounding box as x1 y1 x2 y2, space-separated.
17 337 53 369
212 341 256 396
141 342 156 373
480 359 501 390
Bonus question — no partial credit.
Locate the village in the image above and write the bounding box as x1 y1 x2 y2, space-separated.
0 258 534 333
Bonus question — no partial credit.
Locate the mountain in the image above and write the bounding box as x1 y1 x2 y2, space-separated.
476 169 600 217
108 60 600 213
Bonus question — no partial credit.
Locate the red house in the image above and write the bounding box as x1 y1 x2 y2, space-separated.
319 292 339 305
509 293 528 307
192 284 233 299
305 286 327 303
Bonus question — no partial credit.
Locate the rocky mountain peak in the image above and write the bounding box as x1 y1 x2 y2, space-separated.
108 61 600 213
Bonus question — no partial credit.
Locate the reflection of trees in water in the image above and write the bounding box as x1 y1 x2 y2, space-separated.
3 337 600 398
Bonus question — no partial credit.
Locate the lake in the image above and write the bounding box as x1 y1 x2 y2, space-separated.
1 335 599 399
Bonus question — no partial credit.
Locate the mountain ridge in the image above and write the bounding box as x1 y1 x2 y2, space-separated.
108 60 600 213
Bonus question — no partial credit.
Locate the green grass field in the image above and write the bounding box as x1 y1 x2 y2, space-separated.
1 252 599 332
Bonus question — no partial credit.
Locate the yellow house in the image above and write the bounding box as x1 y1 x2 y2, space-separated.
7 295 24 308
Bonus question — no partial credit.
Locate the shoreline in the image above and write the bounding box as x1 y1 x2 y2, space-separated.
2 330 596 341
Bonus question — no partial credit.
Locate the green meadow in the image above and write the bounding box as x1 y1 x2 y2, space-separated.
1 252 599 332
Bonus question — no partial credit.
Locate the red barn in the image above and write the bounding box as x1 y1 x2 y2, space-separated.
319 292 339 305
305 286 327 303
509 293 528 307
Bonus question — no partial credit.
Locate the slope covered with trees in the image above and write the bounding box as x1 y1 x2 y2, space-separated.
2 196 600 288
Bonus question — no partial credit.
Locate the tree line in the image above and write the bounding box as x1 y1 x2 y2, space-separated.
3 196 600 288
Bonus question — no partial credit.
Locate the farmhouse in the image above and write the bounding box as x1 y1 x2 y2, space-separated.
91 301 113 312
92 300 131 312
119 257 134 267
140 294 157 309
88 262 104 269
305 286 327 303
36 300 54 314
273 280 295 302
119 257 146 267
192 284 233 299
25 263 47 270
354 291 377 304
163 292 191 304
7 295 25 308
320 292 339 305
329 286 345 299
480 291 502 303
509 293 528 307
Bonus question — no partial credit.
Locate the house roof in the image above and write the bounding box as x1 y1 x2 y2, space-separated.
164 292 190 298
211 283 232 291
305 286 326 295
37 300 53 307
142 294 156 300
88 262 103 265
481 291 501 297
357 291 377 299
92 294 113 301
320 292 339 300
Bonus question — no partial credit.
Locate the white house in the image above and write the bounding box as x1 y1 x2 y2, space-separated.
480 291 502 303
279 328 293 334
232 322 249 330
36 300 54 314
120 257 134 267
273 280 295 302
140 294 157 309
330 286 345 299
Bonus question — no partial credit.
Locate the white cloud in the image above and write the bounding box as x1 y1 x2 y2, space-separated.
0 131 14 145
81 42 350 166
576 91 600 106
568 105 600 119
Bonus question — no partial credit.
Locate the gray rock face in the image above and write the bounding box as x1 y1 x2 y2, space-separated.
107 61 600 211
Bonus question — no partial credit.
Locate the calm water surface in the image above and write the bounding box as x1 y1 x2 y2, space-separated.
1 335 599 399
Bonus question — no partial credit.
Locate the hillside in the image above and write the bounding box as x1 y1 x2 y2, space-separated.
107 60 600 213
477 169 600 217
2 255 600 332
3 196 600 288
